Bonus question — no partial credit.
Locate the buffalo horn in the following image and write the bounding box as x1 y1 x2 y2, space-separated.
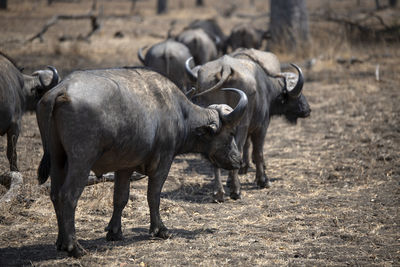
220 88 248 126
185 57 198 82
287 63 304 98
192 65 232 98
137 46 147 64
39 66 59 90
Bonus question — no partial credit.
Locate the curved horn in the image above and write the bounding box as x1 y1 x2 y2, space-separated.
220 88 248 126
185 57 198 82
137 46 147 64
185 87 197 98
192 64 232 98
39 66 59 90
287 63 304 98
214 35 221 46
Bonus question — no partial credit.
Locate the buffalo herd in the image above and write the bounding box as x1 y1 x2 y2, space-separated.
0 18 310 257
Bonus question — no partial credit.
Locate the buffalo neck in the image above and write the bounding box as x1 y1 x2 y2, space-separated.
177 100 217 155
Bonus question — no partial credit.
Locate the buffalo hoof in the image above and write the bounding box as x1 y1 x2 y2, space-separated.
213 191 225 203
230 191 241 200
67 242 87 258
106 229 124 241
257 179 271 189
238 165 249 175
150 226 171 239
56 238 87 258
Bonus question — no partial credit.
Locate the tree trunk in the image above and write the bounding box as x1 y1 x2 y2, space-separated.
268 0 309 53
196 0 204 6
375 0 381 9
389 0 397 7
157 0 167 14
0 0 7 9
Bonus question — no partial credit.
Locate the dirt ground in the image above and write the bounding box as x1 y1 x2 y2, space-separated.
0 0 399 266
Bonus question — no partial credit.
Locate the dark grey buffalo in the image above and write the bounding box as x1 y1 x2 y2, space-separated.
176 28 218 65
227 24 270 51
186 49 311 201
138 39 193 92
36 67 247 257
186 18 228 54
0 52 59 171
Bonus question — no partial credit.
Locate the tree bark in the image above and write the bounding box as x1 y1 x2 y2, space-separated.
0 0 7 10
157 0 167 14
268 0 309 53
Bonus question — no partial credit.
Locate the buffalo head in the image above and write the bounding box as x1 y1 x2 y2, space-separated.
24 66 59 110
278 64 311 124
195 88 247 170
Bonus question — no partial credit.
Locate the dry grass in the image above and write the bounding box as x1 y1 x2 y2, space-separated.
0 0 399 266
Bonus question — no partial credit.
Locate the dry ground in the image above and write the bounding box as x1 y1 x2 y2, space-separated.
0 0 399 266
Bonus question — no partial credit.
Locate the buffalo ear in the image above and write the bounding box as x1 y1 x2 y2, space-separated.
195 123 218 136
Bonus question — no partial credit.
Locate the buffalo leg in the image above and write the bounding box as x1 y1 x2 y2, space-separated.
50 146 67 255
105 169 133 241
251 130 270 188
6 123 19 172
228 126 248 200
147 157 172 239
239 136 251 174
56 162 90 258
212 167 225 202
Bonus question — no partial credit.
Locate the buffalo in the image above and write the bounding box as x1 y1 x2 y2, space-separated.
36 66 247 257
186 18 228 54
186 49 311 201
176 28 218 65
138 39 193 92
227 24 270 51
0 52 59 171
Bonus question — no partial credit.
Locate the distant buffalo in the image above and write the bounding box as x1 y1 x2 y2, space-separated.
227 24 270 51
186 18 228 54
176 28 218 65
138 39 193 92
0 52 59 171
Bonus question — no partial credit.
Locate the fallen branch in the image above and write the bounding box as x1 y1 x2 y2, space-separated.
40 172 147 191
87 172 147 186
26 0 100 43
0 172 23 205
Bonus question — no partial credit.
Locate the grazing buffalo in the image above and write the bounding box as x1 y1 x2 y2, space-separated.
186 50 311 201
36 67 247 257
0 52 59 171
227 24 270 51
186 18 228 54
176 28 218 65
138 39 193 92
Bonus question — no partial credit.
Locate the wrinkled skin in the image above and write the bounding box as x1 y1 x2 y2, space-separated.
36 67 246 258
191 51 311 202
0 52 59 171
138 39 193 92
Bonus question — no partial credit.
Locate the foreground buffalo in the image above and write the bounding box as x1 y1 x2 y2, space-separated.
186 49 311 201
0 52 59 171
36 67 247 257
138 39 193 92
